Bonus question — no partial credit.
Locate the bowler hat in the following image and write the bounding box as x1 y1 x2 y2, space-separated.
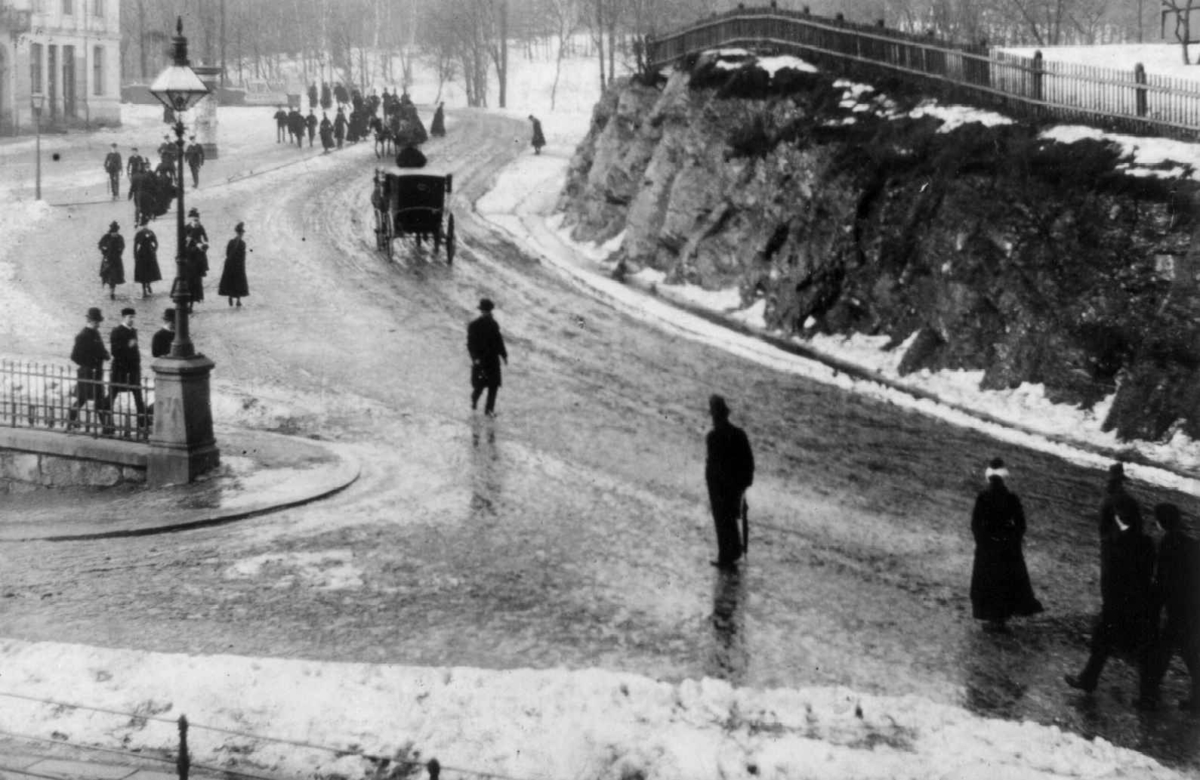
234 222 245 233
478 298 495 311
120 307 136 317
109 221 119 231
162 308 175 322
187 208 199 218
86 307 104 322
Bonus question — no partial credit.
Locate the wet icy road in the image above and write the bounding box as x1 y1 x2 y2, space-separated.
2 110 1199 771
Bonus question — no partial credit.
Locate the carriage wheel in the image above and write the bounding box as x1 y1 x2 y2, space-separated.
374 209 384 250
385 217 395 261
433 222 442 255
446 214 456 265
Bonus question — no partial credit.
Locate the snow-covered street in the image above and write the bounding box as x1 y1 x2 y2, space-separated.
0 49 1198 780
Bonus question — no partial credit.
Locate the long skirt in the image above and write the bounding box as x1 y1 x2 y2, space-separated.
970 543 1043 621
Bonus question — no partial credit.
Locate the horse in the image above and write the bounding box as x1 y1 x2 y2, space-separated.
371 116 394 159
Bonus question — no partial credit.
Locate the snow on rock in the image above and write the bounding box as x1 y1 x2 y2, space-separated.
0 640 1183 780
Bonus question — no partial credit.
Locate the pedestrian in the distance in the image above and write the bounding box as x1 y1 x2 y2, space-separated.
126 147 149 198
67 308 111 430
108 307 146 431
183 208 209 312
1065 463 1156 695
306 110 318 147
218 222 250 307
431 102 446 137
98 221 125 301
151 308 175 358
184 135 205 188
334 108 348 149
1139 502 1200 711
705 395 754 570
969 457 1044 634
467 298 508 417
528 114 546 155
319 113 334 153
133 217 161 298
103 143 122 200
273 105 288 142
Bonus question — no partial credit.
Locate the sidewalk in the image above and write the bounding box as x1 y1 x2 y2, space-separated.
0 732 225 780
0 427 360 541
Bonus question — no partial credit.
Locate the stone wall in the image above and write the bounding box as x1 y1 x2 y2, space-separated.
0 429 148 493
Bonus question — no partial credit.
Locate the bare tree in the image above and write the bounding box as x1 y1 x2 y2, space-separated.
1162 0 1199 62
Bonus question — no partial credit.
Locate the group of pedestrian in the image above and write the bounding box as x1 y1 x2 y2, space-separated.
67 305 168 433
94 211 248 308
968 458 1198 712
105 135 205 202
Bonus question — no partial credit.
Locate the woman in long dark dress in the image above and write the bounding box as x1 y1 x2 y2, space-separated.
970 457 1044 633
98 221 125 301
182 208 209 312
218 222 250 307
430 102 446 137
132 217 162 298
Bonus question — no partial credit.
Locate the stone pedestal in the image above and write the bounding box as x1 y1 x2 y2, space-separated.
192 65 223 160
148 355 220 486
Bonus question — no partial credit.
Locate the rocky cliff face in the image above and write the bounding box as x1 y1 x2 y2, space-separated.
556 54 1200 443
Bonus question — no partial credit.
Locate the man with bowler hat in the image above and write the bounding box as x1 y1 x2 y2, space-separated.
152 308 176 358
467 298 508 416
68 308 111 430
103 143 122 200
706 395 755 569
109 308 146 431
98 221 126 301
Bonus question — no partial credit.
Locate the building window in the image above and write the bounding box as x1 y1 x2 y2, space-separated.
30 43 43 94
62 0 73 14
93 46 104 96
94 0 103 16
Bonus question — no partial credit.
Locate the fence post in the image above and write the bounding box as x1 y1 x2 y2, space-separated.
1032 50 1044 104
1134 62 1148 118
177 715 190 780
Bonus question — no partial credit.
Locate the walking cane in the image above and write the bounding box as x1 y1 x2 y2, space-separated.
741 495 749 558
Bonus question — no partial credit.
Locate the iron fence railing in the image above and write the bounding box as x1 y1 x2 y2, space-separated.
0 359 155 442
646 7 1200 141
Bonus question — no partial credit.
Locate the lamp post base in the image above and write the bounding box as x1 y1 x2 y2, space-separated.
148 353 220 487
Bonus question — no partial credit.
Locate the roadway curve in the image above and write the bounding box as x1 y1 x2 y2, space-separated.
2 108 1197 771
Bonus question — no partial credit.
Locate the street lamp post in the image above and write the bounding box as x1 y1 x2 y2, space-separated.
30 93 43 201
146 17 220 487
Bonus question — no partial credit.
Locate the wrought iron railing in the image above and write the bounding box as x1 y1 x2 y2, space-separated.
0 359 155 442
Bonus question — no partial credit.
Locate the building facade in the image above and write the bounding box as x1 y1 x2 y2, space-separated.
0 0 121 134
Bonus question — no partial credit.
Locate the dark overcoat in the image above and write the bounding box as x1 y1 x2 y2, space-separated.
706 420 754 561
1097 525 1156 652
467 315 507 388
183 221 209 303
530 118 546 150
430 105 446 137
1153 530 1200 637
109 323 141 385
218 237 250 298
133 226 162 284
99 232 126 286
71 327 109 402
970 480 1043 621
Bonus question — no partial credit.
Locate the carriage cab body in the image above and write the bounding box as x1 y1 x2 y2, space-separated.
372 167 455 264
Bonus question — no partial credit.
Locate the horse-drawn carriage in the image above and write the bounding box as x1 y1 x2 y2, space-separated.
372 169 455 263
130 172 178 226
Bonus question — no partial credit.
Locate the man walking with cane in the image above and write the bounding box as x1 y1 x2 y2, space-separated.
705 395 755 569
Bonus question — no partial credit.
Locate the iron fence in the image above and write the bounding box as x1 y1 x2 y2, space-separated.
0 359 155 442
646 7 1200 141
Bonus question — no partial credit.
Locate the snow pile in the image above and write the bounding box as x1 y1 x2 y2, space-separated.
0 640 1182 780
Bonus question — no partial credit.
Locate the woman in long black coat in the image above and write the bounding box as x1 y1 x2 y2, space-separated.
218 223 250 307
98 221 126 300
970 457 1044 632
182 209 209 310
133 218 162 297
430 102 446 137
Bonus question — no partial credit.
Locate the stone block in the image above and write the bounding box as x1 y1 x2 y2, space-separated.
41 456 122 487
121 466 147 484
0 450 40 483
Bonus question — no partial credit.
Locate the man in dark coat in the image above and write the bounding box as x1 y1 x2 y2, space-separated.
273 105 288 142
68 308 111 430
182 208 209 312
705 395 754 569
529 115 546 154
288 107 305 147
158 135 177 168
1140 503 1200 711
218 222 250 307
151 308 176 358
103 143 122 200
430 102 446 137
334 108 348 149
98 221 125 301
467 298 508 416
184 136 205 188
306 110 318 147
133 217 162 298
126 147 149 198
970 457 1044 633
395 144 427 169
1066 463 1157 694
108 307 146 430
319 113 334 153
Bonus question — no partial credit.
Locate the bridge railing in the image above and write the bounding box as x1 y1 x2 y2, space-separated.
646 7 1200 141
